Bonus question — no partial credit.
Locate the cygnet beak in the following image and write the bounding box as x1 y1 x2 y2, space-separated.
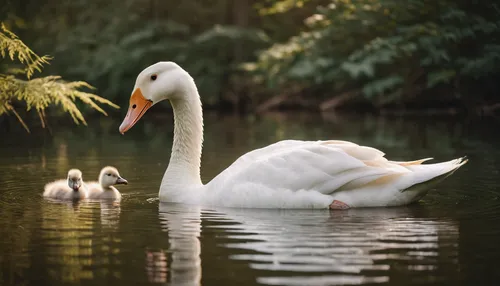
116 177 128 185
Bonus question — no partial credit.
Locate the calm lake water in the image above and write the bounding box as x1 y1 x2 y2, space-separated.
1 112 499 286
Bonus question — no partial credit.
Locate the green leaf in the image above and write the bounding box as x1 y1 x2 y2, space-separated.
427 69 456 88
362 75 404 98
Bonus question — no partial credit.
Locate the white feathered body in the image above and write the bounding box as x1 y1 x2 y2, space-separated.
162 140 467 209
87 182 122 200
43 180 88 200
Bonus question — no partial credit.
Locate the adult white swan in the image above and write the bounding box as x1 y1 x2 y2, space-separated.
119 62 467 209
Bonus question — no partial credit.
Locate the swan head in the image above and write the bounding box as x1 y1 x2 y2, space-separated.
99 166 128 188
67 169 83 192
119 61 192 134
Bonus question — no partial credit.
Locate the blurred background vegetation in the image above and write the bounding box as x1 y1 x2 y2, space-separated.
1 0 500 131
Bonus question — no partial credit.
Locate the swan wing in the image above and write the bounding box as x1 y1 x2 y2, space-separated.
205 140 467 208
208 141 403 203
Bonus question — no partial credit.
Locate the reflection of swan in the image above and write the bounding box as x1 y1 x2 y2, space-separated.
158 203 459 286
146 248 168 283
212 207 459 285
119 62 467 209
157 203 202 286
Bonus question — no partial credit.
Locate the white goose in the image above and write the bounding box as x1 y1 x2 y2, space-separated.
118 62 468 209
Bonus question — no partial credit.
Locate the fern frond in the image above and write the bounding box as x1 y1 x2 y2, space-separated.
0 24 119 132
0 23 51 79
0 74 119 130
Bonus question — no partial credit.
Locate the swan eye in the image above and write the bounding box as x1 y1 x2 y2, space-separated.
107 173 111 176
150 74 157 81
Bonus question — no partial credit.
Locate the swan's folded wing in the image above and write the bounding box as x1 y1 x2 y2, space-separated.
211 140 409 195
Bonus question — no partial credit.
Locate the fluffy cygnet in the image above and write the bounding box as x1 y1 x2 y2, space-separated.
87 166 128 200
43 169 88 200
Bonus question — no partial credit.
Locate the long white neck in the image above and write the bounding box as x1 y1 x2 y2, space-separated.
161 78 204 192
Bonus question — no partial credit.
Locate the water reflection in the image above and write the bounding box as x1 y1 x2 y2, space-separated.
41 200 95 282
157 203 202 286
158 203 459 286
39 199 123 283
210 207 459 285
229 208 458 285
146 249 168 283
100 201 121 230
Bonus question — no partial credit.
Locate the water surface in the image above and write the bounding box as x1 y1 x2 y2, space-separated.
1 112 499 285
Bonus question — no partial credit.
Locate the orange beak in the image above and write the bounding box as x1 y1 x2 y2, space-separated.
119 88 153 134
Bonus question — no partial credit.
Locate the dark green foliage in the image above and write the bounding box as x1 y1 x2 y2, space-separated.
3 0 500 114
26 0 269 109
252 0 500 110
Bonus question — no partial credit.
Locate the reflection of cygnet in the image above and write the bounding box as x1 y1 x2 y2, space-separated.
43 169 88 200
100 201 121 229
87 166 127 200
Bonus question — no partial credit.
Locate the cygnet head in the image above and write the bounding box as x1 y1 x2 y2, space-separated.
67 169 83 192
119 61 195 133
99 166 128 188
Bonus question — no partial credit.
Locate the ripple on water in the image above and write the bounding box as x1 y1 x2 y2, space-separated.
199 207 460 286
258 275 390 286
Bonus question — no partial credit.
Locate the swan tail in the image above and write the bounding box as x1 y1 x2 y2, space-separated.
391 157 434 166
401 156 468 193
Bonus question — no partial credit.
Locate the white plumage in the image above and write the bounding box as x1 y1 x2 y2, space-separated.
204 140 467 208
87 166 127 201
43 169 88 200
